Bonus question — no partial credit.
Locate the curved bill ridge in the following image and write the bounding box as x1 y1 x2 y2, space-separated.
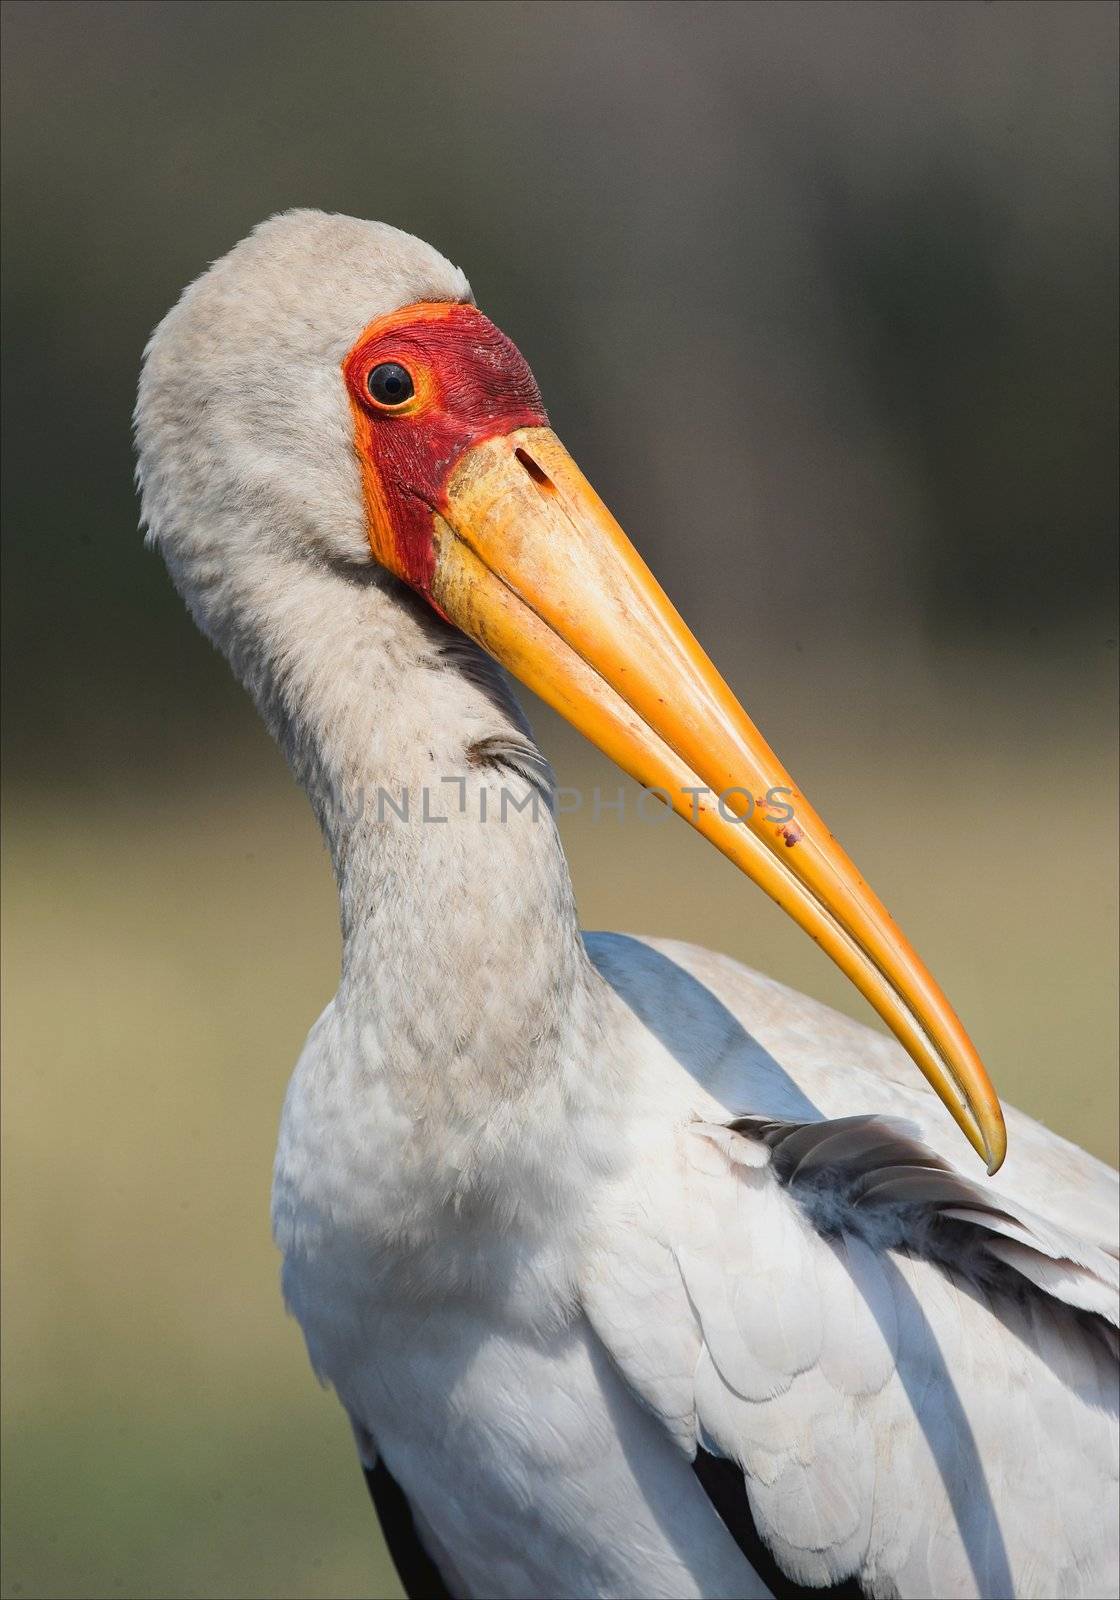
426 425 1007 1172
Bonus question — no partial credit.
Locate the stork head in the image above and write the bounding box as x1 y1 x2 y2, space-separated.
136 209 1005 1172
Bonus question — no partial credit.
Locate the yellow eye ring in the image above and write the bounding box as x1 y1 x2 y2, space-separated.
366 362 414 409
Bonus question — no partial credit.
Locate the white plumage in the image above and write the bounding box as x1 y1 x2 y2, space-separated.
137 211 1118 1600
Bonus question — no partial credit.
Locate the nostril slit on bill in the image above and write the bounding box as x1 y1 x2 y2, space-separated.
515 447 556 496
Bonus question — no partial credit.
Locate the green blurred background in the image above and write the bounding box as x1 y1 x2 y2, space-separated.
2 3 1117 1596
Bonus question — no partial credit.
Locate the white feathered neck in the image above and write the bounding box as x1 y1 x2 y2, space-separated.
135 210 610 1143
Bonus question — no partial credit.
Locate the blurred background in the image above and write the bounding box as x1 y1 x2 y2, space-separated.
2 2 1117 1596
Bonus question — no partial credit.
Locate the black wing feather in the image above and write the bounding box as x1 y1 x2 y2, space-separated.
363 1457 455 1600
366 1444 864 1599
693 1448 867 1600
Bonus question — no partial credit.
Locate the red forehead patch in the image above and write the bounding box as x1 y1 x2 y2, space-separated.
343 302 549 594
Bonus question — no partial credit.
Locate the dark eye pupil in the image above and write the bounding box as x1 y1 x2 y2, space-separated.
367 362 414 406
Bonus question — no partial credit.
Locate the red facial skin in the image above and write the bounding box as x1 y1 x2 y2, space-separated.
343 301 549 598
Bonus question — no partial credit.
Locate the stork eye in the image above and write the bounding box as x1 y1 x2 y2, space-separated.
367 362 414 407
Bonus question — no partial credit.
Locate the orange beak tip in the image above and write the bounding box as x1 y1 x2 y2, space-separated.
432 426 1009 1171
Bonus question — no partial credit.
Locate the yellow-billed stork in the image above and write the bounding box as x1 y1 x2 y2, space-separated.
135 211 1118 1600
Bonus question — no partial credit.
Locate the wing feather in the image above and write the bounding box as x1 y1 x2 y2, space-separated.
584 1112 1118 1598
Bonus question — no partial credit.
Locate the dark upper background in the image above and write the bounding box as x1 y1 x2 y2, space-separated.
3 5 1117 1598
4 0 1118 774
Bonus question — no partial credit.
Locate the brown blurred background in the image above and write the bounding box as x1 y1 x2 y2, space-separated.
2 3 1117 1597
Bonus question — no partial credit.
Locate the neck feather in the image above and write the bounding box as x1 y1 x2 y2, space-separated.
219 552 600 1118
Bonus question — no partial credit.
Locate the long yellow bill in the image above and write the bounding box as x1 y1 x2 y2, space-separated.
432 425 1006 1172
